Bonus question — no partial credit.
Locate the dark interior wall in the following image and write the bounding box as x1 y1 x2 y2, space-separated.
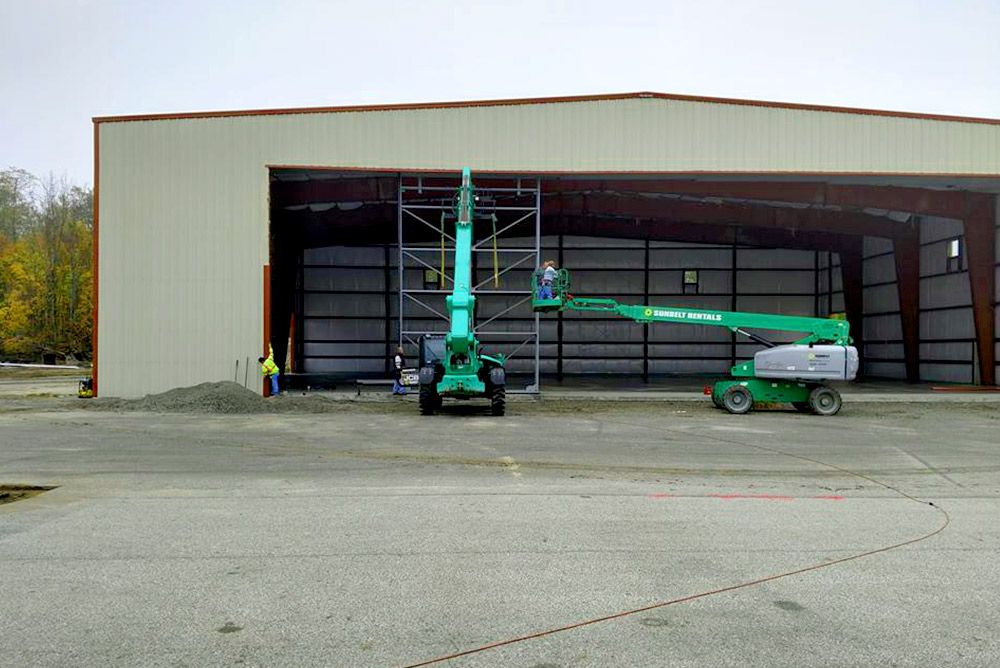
294 236 836 380
268 171 998 384
861 216 989 384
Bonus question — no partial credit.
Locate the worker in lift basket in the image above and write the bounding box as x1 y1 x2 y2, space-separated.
537 259 558 299
258 345 280 396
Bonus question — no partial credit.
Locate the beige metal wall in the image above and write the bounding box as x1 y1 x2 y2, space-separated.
96 97 1000 396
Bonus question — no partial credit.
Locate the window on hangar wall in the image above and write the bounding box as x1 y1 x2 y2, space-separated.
424 268 442 290
682 269 699 294
946 238 963 273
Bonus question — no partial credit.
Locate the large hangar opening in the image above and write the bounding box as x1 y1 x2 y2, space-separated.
266 169 993 390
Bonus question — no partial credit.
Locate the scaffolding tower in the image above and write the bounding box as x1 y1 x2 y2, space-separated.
397 174 541 392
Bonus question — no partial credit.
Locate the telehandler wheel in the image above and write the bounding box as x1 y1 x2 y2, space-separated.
792 402 813 413
808 385 842 416
419 385 439 415
490 385 506 416
721 385 753 414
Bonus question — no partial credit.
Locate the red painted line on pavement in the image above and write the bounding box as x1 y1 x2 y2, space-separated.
647 493 846 501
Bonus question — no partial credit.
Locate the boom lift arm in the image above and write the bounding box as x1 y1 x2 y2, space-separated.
534 270 858 415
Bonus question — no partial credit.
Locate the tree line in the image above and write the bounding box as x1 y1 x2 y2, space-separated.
0 167 93 361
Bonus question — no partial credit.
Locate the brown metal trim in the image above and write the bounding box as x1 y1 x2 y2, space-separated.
964 194 997 385
91 122 99 396
93 91 1000 126
263 264 271 397
266 164 1000 180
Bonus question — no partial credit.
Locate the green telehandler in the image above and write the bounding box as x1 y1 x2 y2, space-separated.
533 268 859 415
417 168 507 416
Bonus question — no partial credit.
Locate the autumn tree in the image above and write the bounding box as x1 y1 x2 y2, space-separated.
0 168 92 360
0 168 37 240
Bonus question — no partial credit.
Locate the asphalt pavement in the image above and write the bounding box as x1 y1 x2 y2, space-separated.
1 399 998 667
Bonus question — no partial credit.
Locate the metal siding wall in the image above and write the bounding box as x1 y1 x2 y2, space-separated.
996 199 1000 381
919 216 976 383
297 228 998 384
860 236 903 378
298 237 827 378
297 244 389 375
860 217 982 383
97 121 267 397
98 98 1000 395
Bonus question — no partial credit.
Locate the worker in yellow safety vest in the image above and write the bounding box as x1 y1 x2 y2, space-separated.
258 345 280 396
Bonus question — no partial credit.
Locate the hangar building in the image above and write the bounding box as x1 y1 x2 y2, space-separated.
92 92 1000 397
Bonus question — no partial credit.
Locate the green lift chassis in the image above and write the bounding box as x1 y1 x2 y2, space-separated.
533 269 859 415
417 168 507 416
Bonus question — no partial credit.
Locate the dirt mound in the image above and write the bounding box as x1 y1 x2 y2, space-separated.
90 381 359 414
130 381 269 413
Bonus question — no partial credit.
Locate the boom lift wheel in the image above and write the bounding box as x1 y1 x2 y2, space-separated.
490 385 506 416
721 385 753 414
808 385 842 416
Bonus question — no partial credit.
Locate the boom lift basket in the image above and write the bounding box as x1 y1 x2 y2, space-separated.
530 268 570 312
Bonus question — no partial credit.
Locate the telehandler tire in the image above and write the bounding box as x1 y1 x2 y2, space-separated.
419 385 440 415
490 385 506 416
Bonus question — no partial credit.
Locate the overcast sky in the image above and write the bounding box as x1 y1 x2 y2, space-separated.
2 0 999 186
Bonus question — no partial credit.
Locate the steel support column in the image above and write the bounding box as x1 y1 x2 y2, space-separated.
813 251 820 316
730 240 738 367
964 194 997 385
295 247 305 375
839 237 865 379
556 234 564 382
383 244 392 376
642 238 650 382
893 230 921 383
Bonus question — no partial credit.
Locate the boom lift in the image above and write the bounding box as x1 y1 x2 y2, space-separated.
417 168 507 416
533 269 858 415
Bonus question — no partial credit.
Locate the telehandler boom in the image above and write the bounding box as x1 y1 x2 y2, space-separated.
416 168 507 415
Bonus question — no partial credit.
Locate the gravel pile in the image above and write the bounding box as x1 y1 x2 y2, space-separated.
129 381 270 413
90 381 326 414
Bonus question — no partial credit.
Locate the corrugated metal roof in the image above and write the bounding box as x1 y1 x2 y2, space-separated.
94 91 1000 127
98 95 1000 176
